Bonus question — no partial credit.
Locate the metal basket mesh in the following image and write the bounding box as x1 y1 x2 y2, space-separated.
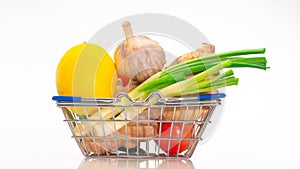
54 93 221 158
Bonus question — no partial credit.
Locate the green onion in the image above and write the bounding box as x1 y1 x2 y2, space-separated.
136 72 185 92
181 77 239 95
131 49 268 100
162 48 266 76
162 57 268 77
191 69 234 89
157 60 232 97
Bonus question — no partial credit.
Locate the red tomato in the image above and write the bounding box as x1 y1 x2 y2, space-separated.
156 122 194 154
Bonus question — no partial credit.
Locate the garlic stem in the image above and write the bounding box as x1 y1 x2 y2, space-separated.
122 21 134 39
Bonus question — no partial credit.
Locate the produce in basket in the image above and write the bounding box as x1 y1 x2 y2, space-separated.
156 122 194 154
83 123 158 154
115 43 216 95
166 43 215 68
114 21 166 83
83 136 138 155
157 43 216 154
56 42 116 115
78 113 159 154
74 48 269 144
161 106 209 121
76 106 209 155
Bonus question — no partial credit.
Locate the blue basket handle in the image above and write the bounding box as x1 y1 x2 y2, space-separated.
52 93 226 102
52 96 82 102
197 93 226 100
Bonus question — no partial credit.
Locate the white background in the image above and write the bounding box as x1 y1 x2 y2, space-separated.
0 0 299 168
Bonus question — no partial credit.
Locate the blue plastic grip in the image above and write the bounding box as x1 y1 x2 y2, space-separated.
52 96 82 102
197 93 226 100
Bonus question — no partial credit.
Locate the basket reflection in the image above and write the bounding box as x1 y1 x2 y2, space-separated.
78 158 195 169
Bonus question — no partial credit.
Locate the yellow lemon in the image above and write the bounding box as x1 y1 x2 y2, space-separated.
56 42 116 115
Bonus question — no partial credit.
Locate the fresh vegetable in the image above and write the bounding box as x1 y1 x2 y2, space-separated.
74 48 268 138
155 122 194 154
131 49 267 100
167 43 215 68
114 21 166 83
161 106 209 121
118 120 158 138
117 74 130 86
84 116 158 154
113 78 125 96
125 79 140 92
84 134 138 155
56 42 117 115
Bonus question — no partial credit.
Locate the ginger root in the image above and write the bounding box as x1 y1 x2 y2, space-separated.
167 43 215 68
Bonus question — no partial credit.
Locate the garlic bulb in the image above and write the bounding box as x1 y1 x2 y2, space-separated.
114 21 166 83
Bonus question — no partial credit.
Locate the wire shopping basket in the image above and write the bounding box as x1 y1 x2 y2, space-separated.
52 92 225 158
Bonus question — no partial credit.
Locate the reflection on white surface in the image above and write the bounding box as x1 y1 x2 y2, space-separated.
78 158 195 169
